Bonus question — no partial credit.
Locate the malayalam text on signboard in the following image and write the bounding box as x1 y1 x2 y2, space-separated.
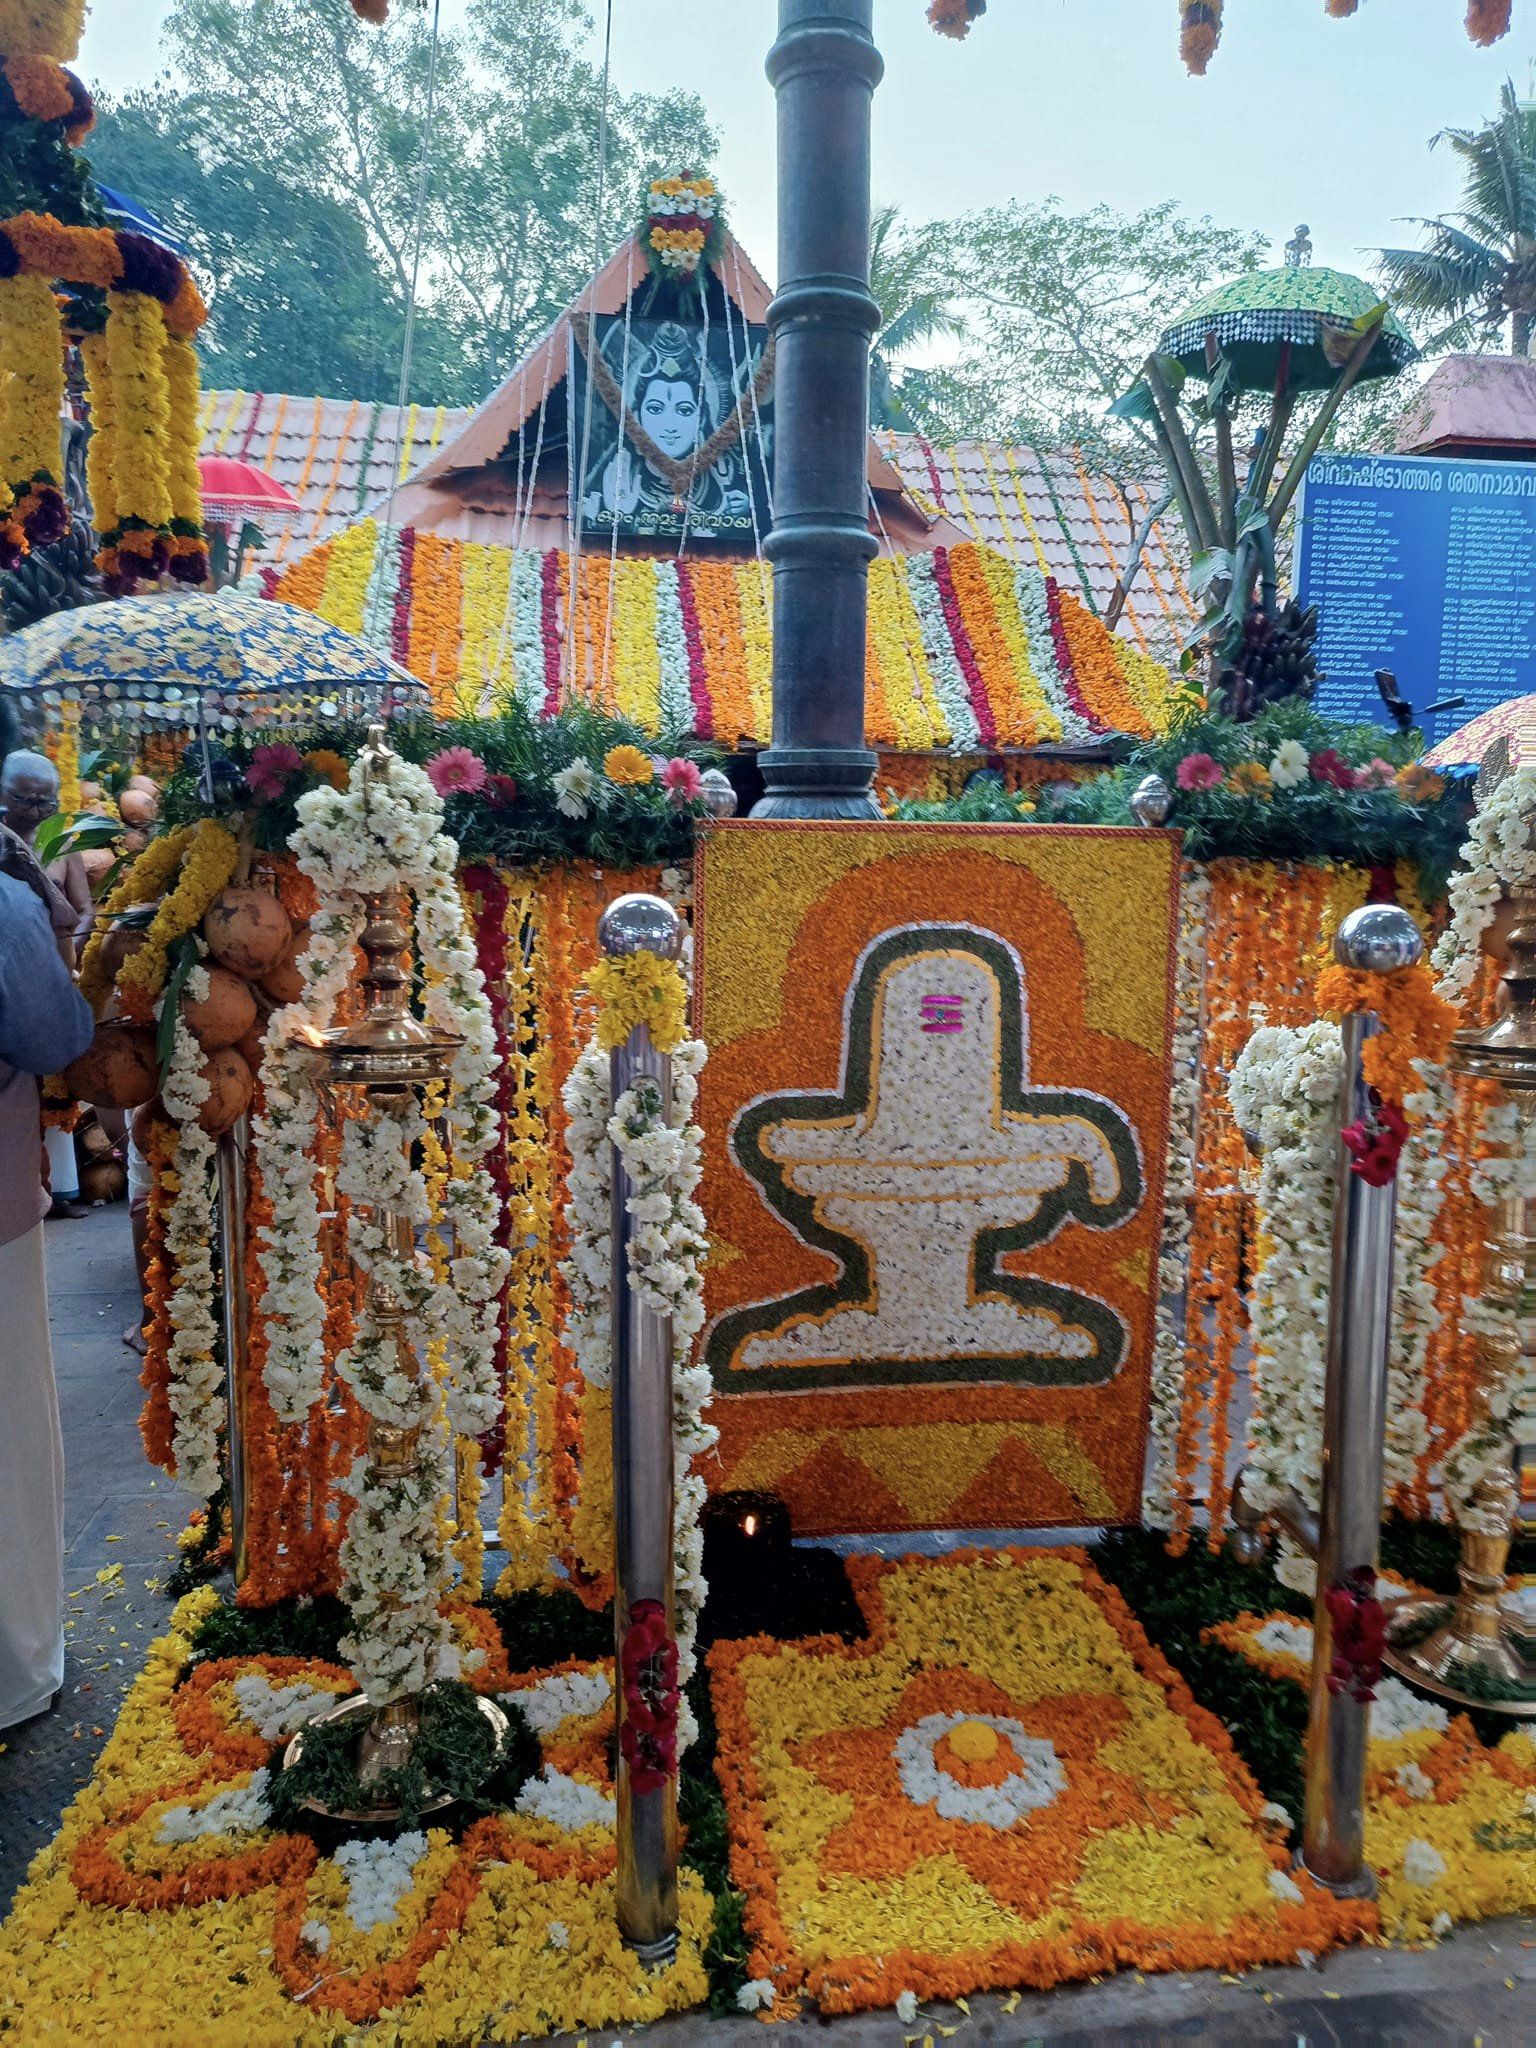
1296 451 1536 749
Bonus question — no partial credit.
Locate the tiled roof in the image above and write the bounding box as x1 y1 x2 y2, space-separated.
197 389 472 565
878 434 1196 653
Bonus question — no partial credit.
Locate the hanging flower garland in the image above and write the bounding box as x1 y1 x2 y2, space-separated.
0 271 68 562
258 747 508 1703
1142 865 1210 1528
1226 1020 1342 1548
1433 765 1536 1003
157 987 225 1500
560 963 714 1746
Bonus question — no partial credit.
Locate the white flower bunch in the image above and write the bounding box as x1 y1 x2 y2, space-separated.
1143 866 1209 1527
231 1673 338 1742
157 1768 271 1844
290 751 445 896
515 1764 616 1832
1401 1836 1447 1888
159 994 225 1501
334 1831 429 1930
654 563 695 732
503 1667 612 1736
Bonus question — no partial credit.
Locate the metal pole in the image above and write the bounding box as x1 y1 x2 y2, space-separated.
599 893 684 1965
755 0 883 820
1300 903 1422 1897
216 1114 252 1585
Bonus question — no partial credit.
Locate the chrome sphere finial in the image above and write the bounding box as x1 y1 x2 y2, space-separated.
1129 772 1172 827
1335 904 1423 974
598 892 684 961
698 767 738 820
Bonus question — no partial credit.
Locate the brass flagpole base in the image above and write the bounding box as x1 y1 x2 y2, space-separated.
1383 1469 1536 1717
281 1693 511 1824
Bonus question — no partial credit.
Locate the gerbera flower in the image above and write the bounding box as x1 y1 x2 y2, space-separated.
246 742 305 802
1268 739 1309 789
1174 752 1223 792
662 757 704 804
424 746 488 797
602 744 654 787
553 761 598 818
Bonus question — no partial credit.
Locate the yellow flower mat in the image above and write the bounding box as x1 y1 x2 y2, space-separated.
1205 1606 1536 1939
709 1548 1373 2015
0 1589 710 2042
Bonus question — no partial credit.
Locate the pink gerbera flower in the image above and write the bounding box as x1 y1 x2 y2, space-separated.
246 741 305 801
1174 752 1223 792
425 746 488 798
662 757 705 804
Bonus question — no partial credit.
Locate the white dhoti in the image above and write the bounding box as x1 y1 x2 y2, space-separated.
0 1223 64 1728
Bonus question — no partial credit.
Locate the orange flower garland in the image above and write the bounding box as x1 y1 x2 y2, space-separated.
1314 958 1459 1111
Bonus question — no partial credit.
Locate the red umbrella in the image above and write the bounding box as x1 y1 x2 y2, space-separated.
197 456 300 530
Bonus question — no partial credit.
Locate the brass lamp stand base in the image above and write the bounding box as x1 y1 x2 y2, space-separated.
281 1693 510 1824
1383 1470 1536 1717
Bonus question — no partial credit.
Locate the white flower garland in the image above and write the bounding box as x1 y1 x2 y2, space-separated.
249 746 507 1706
1433 765 1536 1002
1425 769 1536 1530
560 1025 716 1745
1226 1020 1343 1522
253 902 362 1423
1142 865 1209 1527
654 560 695 734
904 549 979 752
159 975 225 1501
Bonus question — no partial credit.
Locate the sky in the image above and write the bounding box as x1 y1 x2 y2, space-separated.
77 0 1529 285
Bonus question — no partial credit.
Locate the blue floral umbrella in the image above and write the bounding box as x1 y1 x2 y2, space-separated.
0 591 426 731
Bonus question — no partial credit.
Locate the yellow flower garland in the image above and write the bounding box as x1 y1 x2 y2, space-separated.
104 289 174 569
116 820 241 1016
77 825 194 1012
161 329 208 574
0 272 66 525
54 701 80 815
584 951 689 1054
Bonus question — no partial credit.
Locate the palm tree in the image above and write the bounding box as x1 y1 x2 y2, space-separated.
1379 81 1536 354
867 204 966 431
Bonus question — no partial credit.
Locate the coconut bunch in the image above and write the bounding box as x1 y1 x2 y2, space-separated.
63 885 309 1145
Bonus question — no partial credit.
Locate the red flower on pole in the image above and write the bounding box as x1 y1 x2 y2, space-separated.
1324 1568 1387 1704
1341 1092 1409 1187
619 1598 680 1794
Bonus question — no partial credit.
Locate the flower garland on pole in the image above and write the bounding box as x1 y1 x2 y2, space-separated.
561 960 714 1745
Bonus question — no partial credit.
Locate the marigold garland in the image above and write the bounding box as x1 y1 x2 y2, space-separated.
1314 959 1459 1114
0 272 67 556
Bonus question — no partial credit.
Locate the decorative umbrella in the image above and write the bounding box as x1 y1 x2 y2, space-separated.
1423 696 1536 772
0 591 426 733
197 457 301 534
1158 267 1417 393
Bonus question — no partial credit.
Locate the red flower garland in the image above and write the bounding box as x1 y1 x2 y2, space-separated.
1044 574 1098 732
931 545 996 745
675 560 715 740
1324 1568 1387 1704
540 548 563 714
391 524 417 668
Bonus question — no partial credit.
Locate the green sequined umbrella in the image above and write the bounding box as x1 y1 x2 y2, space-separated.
1158 267 1416 393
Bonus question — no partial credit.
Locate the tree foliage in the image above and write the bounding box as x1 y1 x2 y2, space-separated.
1379 80 1536 357
83 0 718 405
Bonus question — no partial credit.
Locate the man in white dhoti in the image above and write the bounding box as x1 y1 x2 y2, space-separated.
0 858 94 1728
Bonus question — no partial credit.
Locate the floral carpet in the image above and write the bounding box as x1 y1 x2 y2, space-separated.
0 1588 710 2041
1206 1607 1536 1940
708 1548 1373 2016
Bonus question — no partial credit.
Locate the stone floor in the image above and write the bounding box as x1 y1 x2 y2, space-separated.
3 1202 1536 2043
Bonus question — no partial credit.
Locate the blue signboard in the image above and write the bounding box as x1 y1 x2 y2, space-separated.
1295 451 1536 751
